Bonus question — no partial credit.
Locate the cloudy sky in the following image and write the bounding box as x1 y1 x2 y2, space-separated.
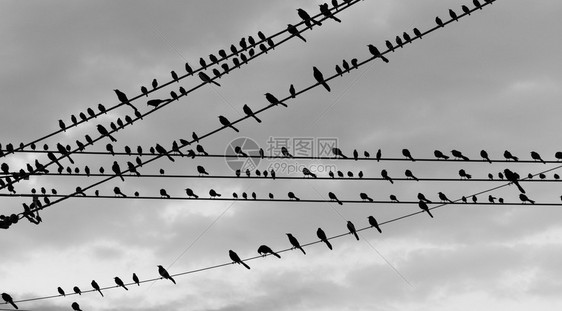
2 0 562 310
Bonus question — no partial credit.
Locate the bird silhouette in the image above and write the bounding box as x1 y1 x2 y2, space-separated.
287 24 306 42
114 89 138 112
312 66 331 92
114 277 128 290
198 72 221 86
504 169 525 193
58 119 66 132
458 169 472 179
268 192 274 199
503 150 518 161
403 32 411 42
218 116 239 132
317 228 333 250
417 192 432 203
413 27 422 38
56 143 75 164
257 244 281 258
480 150 492 163
319 3 342 22
57 286 65 296
488 195 496 204
519 193 535 204
555 151 562 161
133 273 140 286
472 195 478 203
1 293 18 310
287 233 306 254
395 35 403 47
434 150 449 160
196 144 209 156
360 192 373 202
449 9 458 21
112 161 125 181
451 149 469 161
151 78 158 89
97 124 117 142
160 188 170 199
404 169 419 181
242 192 248 200
530 151 545 164
302 167 317 178
368 216 382 233
158 265 176 284
328 191 343 205
91 280 104 297
229 250 250 269
386 40 394 52
234 146 248 157
390 194 399 202
347 221 359 240
332 147 347 158
474 0 482 9
353 149 359 161
381 169 393 184
114 186 126 197
418 201 434 218
73 286 82 295
376 149 382 162
71 302 82 311
147 99 169 108
243 104 261 123
438 192 454 203
367 44 389 63
264 92 288 107
342 59 350 72
141 85 149 97
364 151 370 158
288 191 300 201
436 16 444 27
462 5 471 15
126 162 140 176
209 189 221 198
297 8 322 28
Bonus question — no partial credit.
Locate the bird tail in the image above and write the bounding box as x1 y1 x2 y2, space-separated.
380 55 390 63
98 290 104 297
253 115 262 123
123 285 128 291
337 200 343 205
368 198 373 202
8 301 18 309
321 81 331 92
109 134 117 142
212 80 221 87
170 276 177 284
376 227 382 234
325 240 333 250
299 246 306 255
272 252 281 258
295 197 300 201
241 261 251 270
426 209 434 218
462 156 469 161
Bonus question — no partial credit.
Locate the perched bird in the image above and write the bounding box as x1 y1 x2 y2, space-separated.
418 201 434 218
59 119 66 132
519 193 535 204
234 146 248 157
418 192 432 203
488 195 496 204
302 167 317 178
504 150 518 161
289 84 296 98
319 3 341 22
158 265 176 284
151 78 158 89
436 16 444 27
1 293 18 310
555 151 562 161
360 192 373 202
332 147 347 158
376 149 382 162
288 191 300 201
449 9 458 21
257 244 281 258
353 149 358 161
386 40 394 52
347 221 359 240
71 302 82 311
160 188 171 199
286 233 306 254
403 31 411 43
390 194 399 202
451 149 469 161
133 273 140 286
229 250 250 269
328 191 343 205
114 186 126 197
106 143 115 156
367 44 389 63
112 161 125 181
381 169 394 184
114 89 138 112
147 99 169 108
218 115 239 132
413 27 422 38
472 195 478 203
342 59 350 72
438 192 454 203
504 168 525 193
287 24 306 42
141 85 149 97
209 189 221 198
368 216 382 233
97 124 117 142
58 286 66 296
459 169 472 179
404 169 419 181
474 0 482 9
462 5 471 15
73 286 82 295
364 151 370 158
297 8 322 28
358 171 363 178
91 280 104 297
434 150 450 160
264 92 288 107
268 192 274 199
198 72 221 86
530 151 546 164
233 192 238 199
395 35 403 47
114 277 128 290
243 104 261 123
480 150 492 163
313 66 331 92
317 228 333 250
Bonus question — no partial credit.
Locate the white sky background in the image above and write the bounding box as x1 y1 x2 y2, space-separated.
1 0 562 310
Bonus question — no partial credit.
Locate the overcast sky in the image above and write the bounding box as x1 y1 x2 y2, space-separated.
2 0 562 310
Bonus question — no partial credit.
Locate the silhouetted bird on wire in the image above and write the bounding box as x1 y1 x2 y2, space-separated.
449 9 458 21
381 169 393 184
504 150 518 161
360 192 373 202
287 233 306 254
404 169 419 181
114 186 126 197
386 40 394 52
198 72 220 86
347 221 359 240
141 86 148 97
332 147 347 158
302 167 317 178
297 8 322 28
243 104 261 123
289 84 296 98
209 189 221 198
229 250 250 269
462 5 471 15
504 168 525 193
519 193 534 204
413 27 422 38
328 191 343 205
435 16 444 27
474 0 482 9
97 124 117 142
367 44 389 63
133 273 140 286
418 192 432 203
418 201 434 218
71 301 82 311
287 24 306 42
313 66 331 92
114 89 138 112
57 286 65 296
438 192 454 203
73 286 81 295
395 35 403 48
434 150 449 160
288 191 300 200
160 189 170 199
319 3 341 22
451 149 469 161
402 149 415 161
2 292 18 310
530 151 545 164
114 277 128 290
155 144 174 162
265 93 288 107
147 99 168 108
112 161 125 181
59 119 66 132
218 116 239 132
317 228 333 250
91 280 104 297
480 150 492 163
281 146 293 158
458 169 472 179
368 216 382 233
158 265 176 284
257 245 281 258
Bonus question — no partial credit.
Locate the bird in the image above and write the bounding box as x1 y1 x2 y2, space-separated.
113 186 126 197
418 201 434 218
2 293 18 310
287 24 306 42
57 286 66 296
403 31 411 42
114 89 138 112
472 195 478 203
401 148 413 160
171 70 179 82
360 192 373 202
451 149 469 161
386 40 394 52
449 9 458 21
97 124 117 142
434 150 450 160
364 151 370 158
160 188 170 199
367 44 389 63
229 250 250 269
368 216 382 233
151 78 159 89
242 192 248 200
418 192 432 203
198 72 221 86
347 221 359 240
530 151 546 164
358 171 363 178
251 192 257 200
376 149 382 162
488 195 496 204
243 104 261 123
390 194 399 202
328 191 343 205
71 302 82 311
56 143 75 164
317 228 333 250
258 244 281 258
555 151 562 161
288 191 300 200
342 59 350 72
141 85 149 97
504 150 518 161
381 169 394 184
504 168 525 193
519 193 535 204
147 99 168 108
353 149 359 161
209 53 219 64
218 115 239 132
297 8 322 28
395 35 403 47
196 144 209 156
332 147 347 158
286 233 306 254
404 169 419 181
58 119 66 132
73 286 82 295
209 189 221 198
319 3 342 22
289 84 296 98
474 0 482 9
413 27 422 38
458 169 472 179
268 192 274 199
302 167 317 178
436 16 444 27
462 5 471 15
264 92 288 107
158 265 176 284
106 143 115 156
114 277 128 290
234 146 248 157
91 280 104 297
133 273 140 286
480 150 492 163
438 192 454 203
112 161 125 181
313 66 331 92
